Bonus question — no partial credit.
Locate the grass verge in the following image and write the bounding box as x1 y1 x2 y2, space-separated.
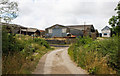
68 36 119 74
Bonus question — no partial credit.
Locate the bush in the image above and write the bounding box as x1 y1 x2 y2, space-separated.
76 36 92 47
2 26 51 74
2 26 24 54
33 38 50 48
68 36 119 74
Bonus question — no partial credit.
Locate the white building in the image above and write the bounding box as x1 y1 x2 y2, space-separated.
101 26 111 37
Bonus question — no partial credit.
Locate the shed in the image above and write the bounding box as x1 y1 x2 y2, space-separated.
20 28 37 36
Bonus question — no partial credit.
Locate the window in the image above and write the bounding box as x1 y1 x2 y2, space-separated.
104 33 107 35
62 28 66 33
48 29 52 33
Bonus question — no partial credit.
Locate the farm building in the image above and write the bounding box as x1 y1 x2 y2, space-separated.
45 24 83 38
1 22 26 34
101 26 111 37
19 28 45 37
1 22 45 37
67 25 95 37
39 30 45 37
20 28 39 36
45 24 96 38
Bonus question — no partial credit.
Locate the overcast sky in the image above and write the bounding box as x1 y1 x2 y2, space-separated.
10 0 119 32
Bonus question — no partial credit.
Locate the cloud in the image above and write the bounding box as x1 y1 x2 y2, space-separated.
9 0 119 32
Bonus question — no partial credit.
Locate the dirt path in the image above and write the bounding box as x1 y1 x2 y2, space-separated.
33 47 88 74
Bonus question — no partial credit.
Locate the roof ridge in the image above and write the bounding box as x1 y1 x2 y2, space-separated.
101 26 110 31
67 25 93 27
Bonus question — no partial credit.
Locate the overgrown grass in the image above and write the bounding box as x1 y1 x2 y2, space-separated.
2 26 53 74
68 36 119 74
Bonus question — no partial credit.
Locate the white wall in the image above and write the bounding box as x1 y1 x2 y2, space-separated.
102 30 111 37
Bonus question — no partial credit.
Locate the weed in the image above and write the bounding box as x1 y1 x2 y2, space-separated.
68 36 119 74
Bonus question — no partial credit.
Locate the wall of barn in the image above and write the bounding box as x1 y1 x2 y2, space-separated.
45 26 69 38
69 29 83 37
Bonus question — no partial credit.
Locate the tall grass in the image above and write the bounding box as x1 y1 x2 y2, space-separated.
2 26 52 74
68 36 119 74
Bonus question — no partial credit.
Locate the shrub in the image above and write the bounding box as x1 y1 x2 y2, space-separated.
33 38 50 48
2 26 51 74
68 36 119 74
2 26 24 54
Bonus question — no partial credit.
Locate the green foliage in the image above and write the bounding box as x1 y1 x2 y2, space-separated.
2 26 51 74
68 36 119 74
0 0 18 23
109 16 118 27
88 67 97 75
33 38 50 48
2 26 24 54
76 36 92 46
89 36 118 71
109 1 120 35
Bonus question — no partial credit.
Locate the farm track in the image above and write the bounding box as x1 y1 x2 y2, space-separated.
33 47 88 74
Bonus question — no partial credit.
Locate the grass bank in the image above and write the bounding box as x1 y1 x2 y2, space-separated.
2 26 53 74
68 36 119 74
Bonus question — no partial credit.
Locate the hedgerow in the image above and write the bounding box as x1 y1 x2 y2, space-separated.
2 25 52 74
68 36 119 74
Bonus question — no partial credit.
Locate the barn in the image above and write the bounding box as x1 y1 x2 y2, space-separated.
67 25 95 37
45 24 83 38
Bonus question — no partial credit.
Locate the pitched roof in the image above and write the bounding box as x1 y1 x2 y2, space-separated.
1 22 27 28
39 30 45 32
45 24 68 29
66 25 94 31
101 26 110 31
21 28 37 32
46 24 94 29
67 25 93 27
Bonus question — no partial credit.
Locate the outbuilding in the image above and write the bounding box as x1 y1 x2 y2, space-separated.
20 28 45 37
101 26 111 37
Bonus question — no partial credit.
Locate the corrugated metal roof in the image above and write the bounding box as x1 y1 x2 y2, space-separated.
67 25 93 27
67 25 94 31
45 24 68 30
67 25 93 29
46 24 94 30
21 28 37 32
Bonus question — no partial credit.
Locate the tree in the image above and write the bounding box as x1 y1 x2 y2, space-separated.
0 0 18 23
109 2 120 74
109 1 120 35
